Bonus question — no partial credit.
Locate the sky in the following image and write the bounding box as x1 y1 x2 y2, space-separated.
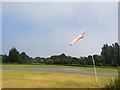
2 2 118 58
0 2 2 54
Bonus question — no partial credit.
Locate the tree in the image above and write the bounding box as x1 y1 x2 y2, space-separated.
71 56 79 65
20 52 31 64
87 55 93 65
8 47 20 63
93 55 105 66
101 44 110 65
113 43 120 66
101 43 120 66
67 56 73 64
79 57 87 65
2 54 9 63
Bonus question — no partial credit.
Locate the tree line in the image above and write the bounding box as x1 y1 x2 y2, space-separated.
1 42 120 66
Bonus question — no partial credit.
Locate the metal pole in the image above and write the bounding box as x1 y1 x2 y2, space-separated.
92 56 98 82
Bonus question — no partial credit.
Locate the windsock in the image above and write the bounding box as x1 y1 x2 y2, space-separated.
70 33 84 46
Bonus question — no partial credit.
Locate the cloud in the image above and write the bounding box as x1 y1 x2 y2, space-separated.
2 2 118 57
0 3 2 54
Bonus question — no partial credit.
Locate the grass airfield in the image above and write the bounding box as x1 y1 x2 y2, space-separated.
2 64 118 88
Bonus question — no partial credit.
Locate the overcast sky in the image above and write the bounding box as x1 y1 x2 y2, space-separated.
0 3 2 54
2 2 118 58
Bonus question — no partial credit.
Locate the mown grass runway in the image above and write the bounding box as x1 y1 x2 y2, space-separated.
3 64 118 73
2 64 118 88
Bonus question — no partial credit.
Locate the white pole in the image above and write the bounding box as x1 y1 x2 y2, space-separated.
92 56 98 82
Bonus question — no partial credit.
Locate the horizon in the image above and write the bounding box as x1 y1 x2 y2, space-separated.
1 42 119 58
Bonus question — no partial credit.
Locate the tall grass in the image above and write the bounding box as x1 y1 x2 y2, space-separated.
104 67 120 90
104 79 120 90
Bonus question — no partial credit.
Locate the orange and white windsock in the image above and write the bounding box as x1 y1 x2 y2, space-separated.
70 33 85 46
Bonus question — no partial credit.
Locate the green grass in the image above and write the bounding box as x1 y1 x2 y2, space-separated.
2 64 118 73
2 64 118 88
2 70 116 88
